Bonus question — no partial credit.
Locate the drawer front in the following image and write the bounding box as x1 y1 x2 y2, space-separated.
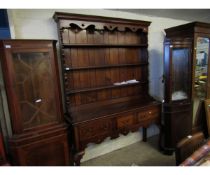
78 119 112 140
117 114 134 129
137 106 160 122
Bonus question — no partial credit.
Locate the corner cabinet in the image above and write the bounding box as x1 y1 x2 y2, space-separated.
162 38 193 153
0 40 71 165
162 22 210 153
53 12 162 165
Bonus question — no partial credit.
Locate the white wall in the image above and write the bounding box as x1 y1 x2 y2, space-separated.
4 9 189 162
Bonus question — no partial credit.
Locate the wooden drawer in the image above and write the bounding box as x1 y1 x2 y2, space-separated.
137 106 160 122
78 119 112 140
117 114 134 129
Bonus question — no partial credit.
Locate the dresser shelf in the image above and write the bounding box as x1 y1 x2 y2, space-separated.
62 43 148 48
66 81 147 94
64 62 148 71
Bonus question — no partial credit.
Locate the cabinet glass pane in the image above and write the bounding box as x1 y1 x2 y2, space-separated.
195 37 209 99
171 48 190 101
193 37 209 125
12 52 57 130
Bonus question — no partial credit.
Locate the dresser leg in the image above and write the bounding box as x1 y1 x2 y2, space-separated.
143 127 147 142
74 151 85 166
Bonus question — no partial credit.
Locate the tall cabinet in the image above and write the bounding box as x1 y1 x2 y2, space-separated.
0 40 70 165
162 38 193 153
53 12 161 165
162 22 210 153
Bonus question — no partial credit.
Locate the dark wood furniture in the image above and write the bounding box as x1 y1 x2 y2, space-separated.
0 40 71 165
53 12 161 165
162 22 210 154
175 131 205 165
164 22 210 134
0 126 8 165
204 99 210 136
179 137 210 166
162 38 193 154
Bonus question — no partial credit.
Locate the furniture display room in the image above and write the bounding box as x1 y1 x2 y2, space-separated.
0 9 210 166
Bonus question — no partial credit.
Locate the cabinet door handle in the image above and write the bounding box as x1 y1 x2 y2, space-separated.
35 99 42 103
5 45 11 49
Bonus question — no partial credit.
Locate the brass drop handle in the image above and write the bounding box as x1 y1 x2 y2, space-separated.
122 120 130 125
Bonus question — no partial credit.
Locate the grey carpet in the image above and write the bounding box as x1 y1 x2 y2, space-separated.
81 135 176 166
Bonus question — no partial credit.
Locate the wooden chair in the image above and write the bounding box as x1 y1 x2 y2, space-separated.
175 131 206 165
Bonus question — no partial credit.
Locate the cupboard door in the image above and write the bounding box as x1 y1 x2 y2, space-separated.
10 131 70 166
171 47 191 101
164 39 192 103
2 42 63 134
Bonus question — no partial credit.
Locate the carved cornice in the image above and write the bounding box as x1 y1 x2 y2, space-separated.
53 12 151 33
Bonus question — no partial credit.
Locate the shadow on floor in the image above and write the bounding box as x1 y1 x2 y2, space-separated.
81 135 176 166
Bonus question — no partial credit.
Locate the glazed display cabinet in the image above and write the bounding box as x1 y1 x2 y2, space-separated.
162 22 210 153
162 38 193 154
0 40 71 165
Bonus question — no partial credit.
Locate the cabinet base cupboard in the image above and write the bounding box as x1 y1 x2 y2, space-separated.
0 40 71 165
53 12 161 165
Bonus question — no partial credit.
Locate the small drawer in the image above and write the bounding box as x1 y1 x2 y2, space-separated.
117 114 134 129
137 106 160 122
78 119 112 140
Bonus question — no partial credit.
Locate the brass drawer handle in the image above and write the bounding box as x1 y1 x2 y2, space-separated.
121 120 130 125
